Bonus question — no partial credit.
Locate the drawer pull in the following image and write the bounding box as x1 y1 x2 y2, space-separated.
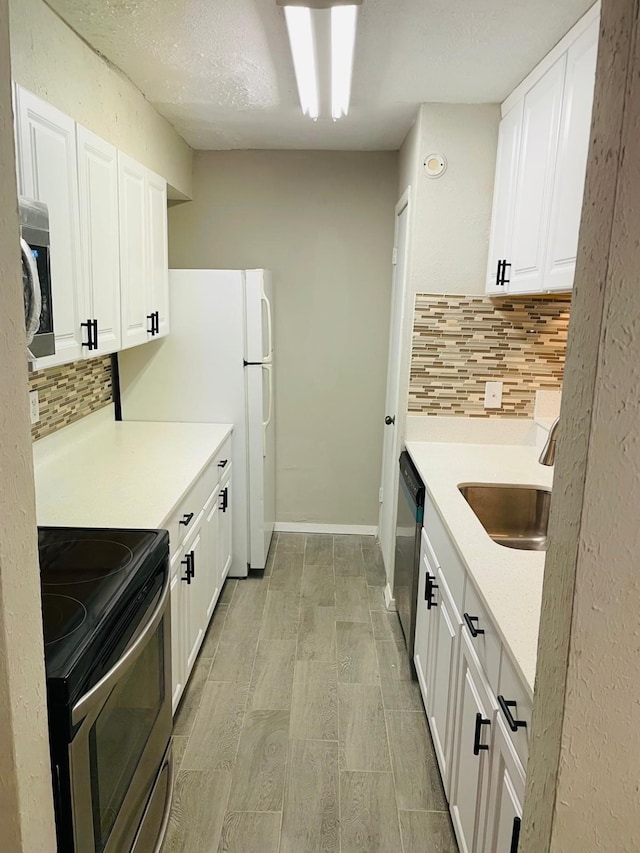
498 695 527 732
473 712 490 755
510 816 521 853
218 459 228 469
147 313 156 335
464 613 485 637
179 512 194 527
220 487 229 512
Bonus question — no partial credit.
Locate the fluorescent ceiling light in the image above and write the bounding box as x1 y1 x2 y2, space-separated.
284 6 319 120
281 2 359 121
331 5 357 120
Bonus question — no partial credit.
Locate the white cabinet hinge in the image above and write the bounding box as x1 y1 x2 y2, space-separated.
392 248 398 265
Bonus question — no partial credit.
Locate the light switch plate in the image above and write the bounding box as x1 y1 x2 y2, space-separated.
484 381 503 409
29 390 40 424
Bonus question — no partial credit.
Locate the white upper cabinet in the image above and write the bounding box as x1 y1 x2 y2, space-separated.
147 170 170 339
119 152 149 349
509 56 566 295
77 126 121 355
545 19 599 291
485 102 523 295
15 86 85 367
485 5 600 296
119 153 170 349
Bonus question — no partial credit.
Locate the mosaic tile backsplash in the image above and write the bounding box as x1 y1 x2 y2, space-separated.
29 355 113 441
409 294 571 417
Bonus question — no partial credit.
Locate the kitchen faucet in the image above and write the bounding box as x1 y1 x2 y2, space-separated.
539 417 560 466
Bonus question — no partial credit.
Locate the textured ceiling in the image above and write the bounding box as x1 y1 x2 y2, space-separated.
46 0 595 150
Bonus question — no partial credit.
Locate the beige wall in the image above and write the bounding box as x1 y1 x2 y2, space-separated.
9 0 193 198
0 1 56 847
168 150 398 526
523 1 640 849
398 104 500 295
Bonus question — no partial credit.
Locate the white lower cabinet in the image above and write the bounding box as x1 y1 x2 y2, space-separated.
483 716 525 853
450 630 497 853
168 440 232 714
415 507 530 853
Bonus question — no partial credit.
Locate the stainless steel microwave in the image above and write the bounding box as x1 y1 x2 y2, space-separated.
19 196 55 359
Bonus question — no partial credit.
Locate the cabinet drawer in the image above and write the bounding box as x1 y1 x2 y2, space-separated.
166 456 222 558
463 580 502 695
423 490 466 611
214 437 232 477
497 651 533 769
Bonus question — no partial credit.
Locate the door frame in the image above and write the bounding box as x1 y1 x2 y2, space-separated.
378 186 412 602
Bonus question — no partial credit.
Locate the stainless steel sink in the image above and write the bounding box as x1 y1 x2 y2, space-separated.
458 483 551 551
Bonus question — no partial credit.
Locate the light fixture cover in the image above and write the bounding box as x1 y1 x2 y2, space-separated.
281 0 359 121
284 6 319 120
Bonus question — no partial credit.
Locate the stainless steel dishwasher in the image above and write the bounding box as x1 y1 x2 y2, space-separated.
393 450 425 668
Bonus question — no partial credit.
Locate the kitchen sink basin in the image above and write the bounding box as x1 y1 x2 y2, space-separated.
458 483 551 551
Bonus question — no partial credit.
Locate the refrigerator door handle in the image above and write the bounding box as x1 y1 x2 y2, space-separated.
262 362 273 457
262 289 273 361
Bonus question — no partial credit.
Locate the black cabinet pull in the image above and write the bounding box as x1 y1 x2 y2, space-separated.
179 512 194 527
464 613 485 637
181 552 192 584
154 311 159 335
81 319 93 350
424 571 430 601
220 487 228 512
502 261 512 286
384 415 395 425
473 712 490 755
92 319 98 349
147 313 156 335
426 573 438 610
188 549 195 577
498 695 527 732
218 459 228 469
510 816 521 853
495 259 504 287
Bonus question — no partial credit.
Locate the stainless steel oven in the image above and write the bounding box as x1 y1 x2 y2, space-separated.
40 528 172 853
69 578 172 852
393 450 425 667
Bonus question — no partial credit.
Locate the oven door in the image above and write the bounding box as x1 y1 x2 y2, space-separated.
69 574 172 853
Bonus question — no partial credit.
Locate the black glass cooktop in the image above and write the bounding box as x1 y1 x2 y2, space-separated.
38 527 169 714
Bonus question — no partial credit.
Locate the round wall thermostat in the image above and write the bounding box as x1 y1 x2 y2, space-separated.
423 153 447 178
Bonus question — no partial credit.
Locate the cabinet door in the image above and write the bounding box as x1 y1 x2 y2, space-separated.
544 19 599 292
119 152 150 349
202 487 221 626
485 103 523 296
184 529 206 675
220 473 233 583
427 567 461 797
77 126 121 355
482 716 525 853
170 571 186 714
15 86 85 366
414 532 438 711
147 170 170 338
450 631 496 853
508 57 566 294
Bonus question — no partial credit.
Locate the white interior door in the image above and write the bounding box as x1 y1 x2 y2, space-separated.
378 189 411 584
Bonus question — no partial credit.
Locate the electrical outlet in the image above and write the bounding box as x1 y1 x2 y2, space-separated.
29 390 40 424
484 381 503 409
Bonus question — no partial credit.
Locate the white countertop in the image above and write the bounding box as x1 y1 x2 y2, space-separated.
406 439 553 695
33 407 233 530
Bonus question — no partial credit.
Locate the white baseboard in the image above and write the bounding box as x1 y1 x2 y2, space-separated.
275 522 378 536
384 583 396 611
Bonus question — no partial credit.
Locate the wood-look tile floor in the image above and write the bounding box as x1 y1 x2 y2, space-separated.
162 533 458 853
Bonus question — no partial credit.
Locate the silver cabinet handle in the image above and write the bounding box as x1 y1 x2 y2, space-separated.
72 571 169 725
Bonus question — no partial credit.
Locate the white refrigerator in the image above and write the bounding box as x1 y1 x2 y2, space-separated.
118 269 275 577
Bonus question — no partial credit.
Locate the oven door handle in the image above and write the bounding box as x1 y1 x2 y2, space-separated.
71 573 170 726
